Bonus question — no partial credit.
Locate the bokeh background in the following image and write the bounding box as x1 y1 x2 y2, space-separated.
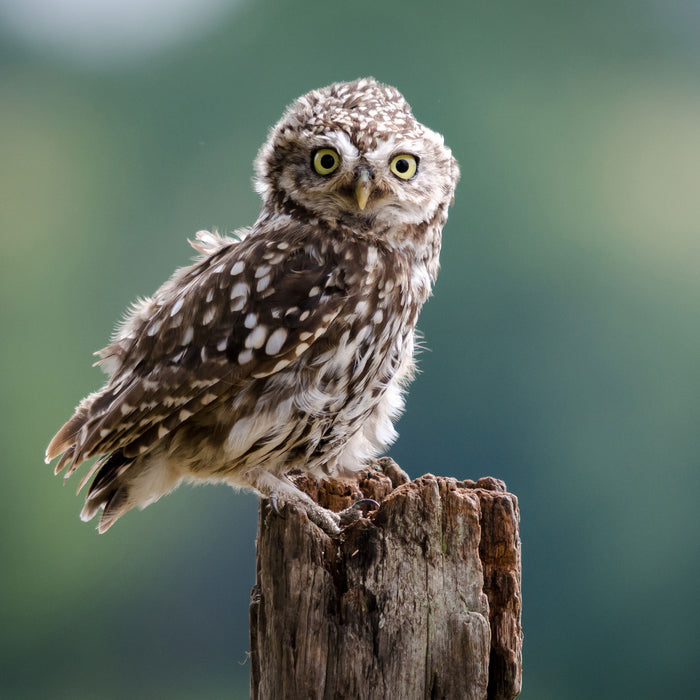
2 0 699 697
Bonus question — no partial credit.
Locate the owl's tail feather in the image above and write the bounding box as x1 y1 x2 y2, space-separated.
46 410 88 468
45 388 109 478
80 451 134 533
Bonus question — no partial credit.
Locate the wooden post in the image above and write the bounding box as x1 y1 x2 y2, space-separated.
249 458 522 700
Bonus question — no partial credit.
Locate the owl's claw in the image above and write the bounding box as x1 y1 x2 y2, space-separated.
338 497 380 527
352 497 380 510
268 493 284 518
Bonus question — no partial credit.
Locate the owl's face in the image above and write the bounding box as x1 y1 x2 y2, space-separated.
254 78 458 231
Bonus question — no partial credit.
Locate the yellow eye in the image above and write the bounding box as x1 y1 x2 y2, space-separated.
312 148 340 175
389 154 418 180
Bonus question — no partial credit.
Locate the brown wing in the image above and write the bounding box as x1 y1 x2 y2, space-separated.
45 223 349 478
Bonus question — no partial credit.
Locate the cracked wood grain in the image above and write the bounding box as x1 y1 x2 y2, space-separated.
249 459 522 700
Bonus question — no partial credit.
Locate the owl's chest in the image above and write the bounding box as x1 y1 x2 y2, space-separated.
317 266 421 396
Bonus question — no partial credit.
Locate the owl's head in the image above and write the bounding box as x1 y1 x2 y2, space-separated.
254 78 459 232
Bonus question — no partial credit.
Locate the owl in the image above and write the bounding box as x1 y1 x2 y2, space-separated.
45 78 459 535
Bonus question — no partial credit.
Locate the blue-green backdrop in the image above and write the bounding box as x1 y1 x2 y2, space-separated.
2 0 699 697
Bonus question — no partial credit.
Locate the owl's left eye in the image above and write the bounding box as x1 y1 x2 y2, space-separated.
390 154 418 180
312 148 340 175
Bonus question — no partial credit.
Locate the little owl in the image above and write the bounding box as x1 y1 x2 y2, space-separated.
45 78 459 535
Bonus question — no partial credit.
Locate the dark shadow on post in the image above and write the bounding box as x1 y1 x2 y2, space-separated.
249 458 522 700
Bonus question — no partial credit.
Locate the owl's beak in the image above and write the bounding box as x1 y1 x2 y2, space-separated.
354 169 373 211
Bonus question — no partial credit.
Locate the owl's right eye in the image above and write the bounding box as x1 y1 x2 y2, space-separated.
312 148 340 176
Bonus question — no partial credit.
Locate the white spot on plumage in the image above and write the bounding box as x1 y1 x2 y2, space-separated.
201 306 216 325
230 281 249 299
255 265 271 279
182 327 194 344
179 409 193 421
244 313 258 329
238 348 254 364
265 328 287 355
191 378 216 389
170 298 184 316
147 321 161 336
245 325 268 349
230 261 245 276
230 296 246 312
355 300 368 315
217 338 228 352
265 252 285 265
256 275 271 292
230 281 249 311
158 426 169 439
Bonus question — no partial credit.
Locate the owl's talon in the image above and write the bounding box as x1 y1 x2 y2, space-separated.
338 497 380 527
352 497 380 511
268 493 284 518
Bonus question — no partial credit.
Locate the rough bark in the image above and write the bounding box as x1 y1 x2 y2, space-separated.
249 458 522 700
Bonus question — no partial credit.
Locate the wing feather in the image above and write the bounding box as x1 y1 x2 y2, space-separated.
46 224 350 475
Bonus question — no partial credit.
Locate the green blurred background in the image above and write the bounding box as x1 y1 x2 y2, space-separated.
2 0 699 697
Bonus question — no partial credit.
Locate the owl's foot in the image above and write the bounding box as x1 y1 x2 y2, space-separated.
294 497 379 535
263 489 340 534
266 493 379 536
301 500 342 535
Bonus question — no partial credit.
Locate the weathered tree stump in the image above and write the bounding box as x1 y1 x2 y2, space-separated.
249 458 522 700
